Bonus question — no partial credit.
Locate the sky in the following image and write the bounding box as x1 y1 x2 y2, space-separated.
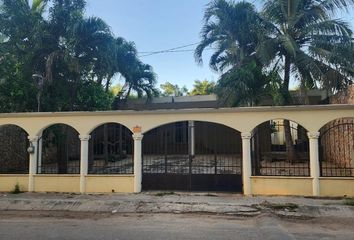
85 0 354 90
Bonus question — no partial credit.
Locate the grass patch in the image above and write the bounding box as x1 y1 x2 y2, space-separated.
343 198 354 206
11 183 22 194
154 192 175 197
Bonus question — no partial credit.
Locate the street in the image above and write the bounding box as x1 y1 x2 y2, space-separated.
0 212 353 240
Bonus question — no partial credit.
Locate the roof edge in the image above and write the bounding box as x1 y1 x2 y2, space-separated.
0 104 353 118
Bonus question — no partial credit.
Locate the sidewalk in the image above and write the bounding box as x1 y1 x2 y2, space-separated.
0 192 353 219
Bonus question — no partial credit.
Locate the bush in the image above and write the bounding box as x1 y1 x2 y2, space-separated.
11 183 21 194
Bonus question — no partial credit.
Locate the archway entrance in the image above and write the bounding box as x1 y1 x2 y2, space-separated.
142 121 242 192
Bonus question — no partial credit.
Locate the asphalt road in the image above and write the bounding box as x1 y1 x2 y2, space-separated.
0 212 353 240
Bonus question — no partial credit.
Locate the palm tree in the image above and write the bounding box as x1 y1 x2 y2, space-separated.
114 59 158 108
103 37 139 93
195 0 260 71
257 0 354 162
258 0 354 102
30 0 48 15
215 61 273 106
195 0 269 106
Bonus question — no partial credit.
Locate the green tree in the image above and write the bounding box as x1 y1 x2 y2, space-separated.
195 0 260 71
257 0 354 162
215 62 272 106
0 0 158 112
190 79 215 96
115 61 158 101
0 0 45 112
160 82 189 97
258 0 354 104
195 0 269 106
196 0 354 162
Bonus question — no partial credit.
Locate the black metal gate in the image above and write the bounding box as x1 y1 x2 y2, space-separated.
142 121 242 192
319 119 354 177
250 120 310 176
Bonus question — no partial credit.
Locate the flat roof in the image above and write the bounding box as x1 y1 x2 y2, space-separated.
0 104 353 118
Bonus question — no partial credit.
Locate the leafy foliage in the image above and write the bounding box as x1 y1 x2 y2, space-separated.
259 0 354 103
195 0 261 72
0 0 157 112
190 80 215 95
160 82 189 97
196 0 354 106
215 62 273 106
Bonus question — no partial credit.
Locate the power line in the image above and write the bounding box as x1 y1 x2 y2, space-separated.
138 42 201 57
138 42 217 58
139 48 215 57
139 42 199 54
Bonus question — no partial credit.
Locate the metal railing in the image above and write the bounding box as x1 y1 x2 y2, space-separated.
319 119 354 177
251 120 310 176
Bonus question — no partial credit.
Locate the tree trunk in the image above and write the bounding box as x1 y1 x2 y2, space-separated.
283 119 296 164
283 55 297 164
282 55 291 104
125 85 132 100
105 75 113 93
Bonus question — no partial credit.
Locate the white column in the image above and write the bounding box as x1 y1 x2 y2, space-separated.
37 133 43 174
79 135 90 194
308 132 320 196
241 132 252 195
189 121 195 156
133 132 143 193
28 136 39 192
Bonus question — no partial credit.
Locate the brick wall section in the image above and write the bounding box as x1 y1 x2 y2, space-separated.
0 125 29 173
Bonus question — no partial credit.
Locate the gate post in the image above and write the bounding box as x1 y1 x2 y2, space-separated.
133 127 143 193
28 136 39 192
241 132 252 195
188 121 195 156
37 132 43 174
308 132 320 196
79 135 91 193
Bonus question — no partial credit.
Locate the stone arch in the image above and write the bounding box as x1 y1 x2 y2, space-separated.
318 116 354 132
143 119 242 135
88 122 134 174
249 117 310 134
36 122 81 137
88 121 132 135
250 118 310 176
142 120 243 192
39 123 80 174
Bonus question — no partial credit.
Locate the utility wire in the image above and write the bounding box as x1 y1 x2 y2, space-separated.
139 48 214 57
138 42 201 57
138 42 216 58
139 42 199 54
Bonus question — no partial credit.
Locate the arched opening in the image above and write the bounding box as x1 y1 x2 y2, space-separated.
142 121 242 192
88 123 133 174
251 119 309 176
0 125 29 174
40 124 80 174
319 118 354 177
